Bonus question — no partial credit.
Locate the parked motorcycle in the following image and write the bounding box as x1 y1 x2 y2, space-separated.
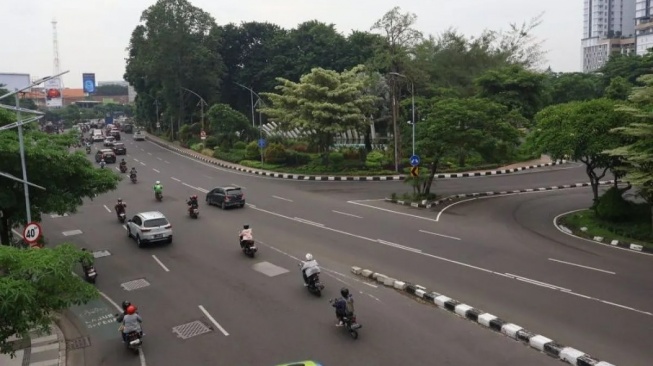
83 265 97 284
130 174 137 183
238 235 257 257
329 299 362 339
155 191 162 201
299 263 324 296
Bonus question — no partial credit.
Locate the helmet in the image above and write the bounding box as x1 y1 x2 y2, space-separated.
155 181 160 184
117 198 122 202
243 224 249 229
126 305 136 315
192 195 197 199
121 300 131 310
340 287 349 298
305 253 313 261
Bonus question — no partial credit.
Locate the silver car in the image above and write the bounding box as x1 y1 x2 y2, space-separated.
126 211 173 247
133 131 145 141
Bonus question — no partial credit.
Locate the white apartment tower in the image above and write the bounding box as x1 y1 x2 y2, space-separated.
582 0 636 72
635 0 653 54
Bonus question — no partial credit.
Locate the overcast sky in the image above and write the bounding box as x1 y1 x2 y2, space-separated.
1 0 582 88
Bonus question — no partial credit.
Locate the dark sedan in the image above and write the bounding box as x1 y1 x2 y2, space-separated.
206 186 245 209
112 143 127 155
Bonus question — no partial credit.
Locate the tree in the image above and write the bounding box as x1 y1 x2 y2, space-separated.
261 65 378 163
475 64 547 121
0 243 98 356
604 76 631 100
206 104 255 148
530 99 635 203
0 130 120 245
94 84 128 96
414 97 521 195
600 53 653 85
542 72 603 106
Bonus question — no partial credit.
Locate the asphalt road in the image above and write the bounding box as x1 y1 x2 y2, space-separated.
33 139 566 365
74 138 651 365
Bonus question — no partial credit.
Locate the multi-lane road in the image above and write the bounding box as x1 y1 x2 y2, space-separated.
38 137 652 365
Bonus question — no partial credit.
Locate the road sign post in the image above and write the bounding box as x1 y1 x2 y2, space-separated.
409 155 420 167
23 222 42 245
200 130 207 140
410 166 419 177
258 138 266 163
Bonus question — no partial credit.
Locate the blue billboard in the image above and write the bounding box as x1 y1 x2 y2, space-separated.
82 73 96 93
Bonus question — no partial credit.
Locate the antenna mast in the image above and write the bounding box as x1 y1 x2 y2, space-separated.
52 19 63 88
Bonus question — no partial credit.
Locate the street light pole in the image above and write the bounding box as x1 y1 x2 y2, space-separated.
180 87 208 132
233 82 266 161
389 72 416 156
15 94 31 222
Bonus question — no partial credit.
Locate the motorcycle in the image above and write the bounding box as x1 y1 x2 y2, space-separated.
120 164 128 173
85 146 91 154
238 234 257 257
100 162 106 169
117 212 126 223
299 263 324 296
83 265 97 284
130 174 137 183
329 299 362 339
188 204 199 219
155 191 162 201
114 318 143 355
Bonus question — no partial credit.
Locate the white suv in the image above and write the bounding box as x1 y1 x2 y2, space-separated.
126 211 173 247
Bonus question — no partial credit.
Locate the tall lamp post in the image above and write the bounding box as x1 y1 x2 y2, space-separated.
0 71 68 223
233 82 265 163
180 87 208 133
389 72 416 156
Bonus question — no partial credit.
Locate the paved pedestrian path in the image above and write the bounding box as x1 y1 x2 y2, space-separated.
1 324 65 366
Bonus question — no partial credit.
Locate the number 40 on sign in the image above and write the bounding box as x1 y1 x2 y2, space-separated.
23 222 43 244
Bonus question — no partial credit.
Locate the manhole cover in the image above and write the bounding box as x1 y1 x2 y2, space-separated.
66 336 91 350
172 321 212 339
120 278 150 291
92 250 111 258
252 261 289 277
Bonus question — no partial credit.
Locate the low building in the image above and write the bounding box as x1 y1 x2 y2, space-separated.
582 37 636 72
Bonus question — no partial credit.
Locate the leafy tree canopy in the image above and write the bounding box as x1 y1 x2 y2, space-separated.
207 103 255 148
542 72 604 106
0 244 97 356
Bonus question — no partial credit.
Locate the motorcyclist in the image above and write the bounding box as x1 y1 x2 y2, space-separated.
239 224 253 248
153 181 163 196
79 248 94 271
332 287 355 326
114 198 126 217
119 305 143 343
129 167 137 179
300 253 320 286
187 195 199 210
119 159 127 171
99 159 106 169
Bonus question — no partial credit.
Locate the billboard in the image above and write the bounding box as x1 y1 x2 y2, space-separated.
0 73 31 92
44 77 62 107
82 73 96 93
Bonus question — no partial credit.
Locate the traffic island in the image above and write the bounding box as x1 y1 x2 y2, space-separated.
555 209 653 254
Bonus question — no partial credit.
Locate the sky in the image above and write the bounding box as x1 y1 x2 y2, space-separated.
0 0 583 89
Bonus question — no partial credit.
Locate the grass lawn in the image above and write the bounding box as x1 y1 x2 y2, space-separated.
559 209 653 249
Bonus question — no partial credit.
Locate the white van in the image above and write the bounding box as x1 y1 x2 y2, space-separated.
91 129 104 142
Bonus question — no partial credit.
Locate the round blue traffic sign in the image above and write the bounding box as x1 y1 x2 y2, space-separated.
258 139 266 148
409 155 420 166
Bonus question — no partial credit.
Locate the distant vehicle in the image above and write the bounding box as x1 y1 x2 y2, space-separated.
133 131 145 141
126 211 173 247
104 136 116 147
122 124 134 133
112 142 127 155
206 186 245 209
95 149 116 163
110 130 121 141
91 129 104 142
275 362 323 366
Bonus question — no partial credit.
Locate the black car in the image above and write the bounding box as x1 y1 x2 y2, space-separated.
95 149 117 163
110 130 121 141
206 186 245 209
112 142 127 155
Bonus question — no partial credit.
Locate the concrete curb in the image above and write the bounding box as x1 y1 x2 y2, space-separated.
350 266 615 366
554 209 653 255
386 181 616 209
144 134 568 181
52 320 67 366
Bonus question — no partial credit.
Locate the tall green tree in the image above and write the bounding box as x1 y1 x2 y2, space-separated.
414 97 521 195
207 103 255 148
124 0 224 135
0 244 97 356
530 99 635 202
604 76 632 100
542 72 604 106
261 65 378 163
0 128 120 245
600 53 653 85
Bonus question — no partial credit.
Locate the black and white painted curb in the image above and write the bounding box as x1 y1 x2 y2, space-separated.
556 220 653 254
350 266 615 366
145 134 567 181
386 181 616 209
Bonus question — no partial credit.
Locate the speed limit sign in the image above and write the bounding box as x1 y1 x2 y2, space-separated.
200 130 207 140
23 222 42 244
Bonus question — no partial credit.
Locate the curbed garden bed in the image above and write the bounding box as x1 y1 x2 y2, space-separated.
558 209 653 250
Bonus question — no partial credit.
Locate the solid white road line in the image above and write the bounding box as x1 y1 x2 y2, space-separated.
103 205 111 213
272 195 293 202
332 210 362 218
198 305 229 336
99 291 148 366
348 200 439 223
504 273 571 291
171 177 181 182
293 217 324 227
151 255 170 272
419 229 461 241
152 169 160 173
548 258 616 275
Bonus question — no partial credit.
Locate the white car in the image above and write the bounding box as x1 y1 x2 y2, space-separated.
133 131 145 141
126 211 173 247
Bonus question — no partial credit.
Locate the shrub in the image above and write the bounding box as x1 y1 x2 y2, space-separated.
340 147 361 160
245 141 260 160
595 187 633 222
265 143 287 164
204 136 218 149
213 149 245 163
190 143 204 152
290 142 309 152
233 141 247 150
285 150 312 166
365 150 385 169
328 152 345 166
201 148 213 156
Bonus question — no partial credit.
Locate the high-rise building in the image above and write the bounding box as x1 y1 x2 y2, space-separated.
581 0 636 72
635 0 653 54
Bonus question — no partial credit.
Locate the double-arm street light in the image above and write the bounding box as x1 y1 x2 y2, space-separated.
233 82 265 163
180 87 208 133
389 72 416 156
0 70 68 223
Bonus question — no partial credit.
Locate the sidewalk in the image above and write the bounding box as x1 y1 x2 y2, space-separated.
1 322 66 366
